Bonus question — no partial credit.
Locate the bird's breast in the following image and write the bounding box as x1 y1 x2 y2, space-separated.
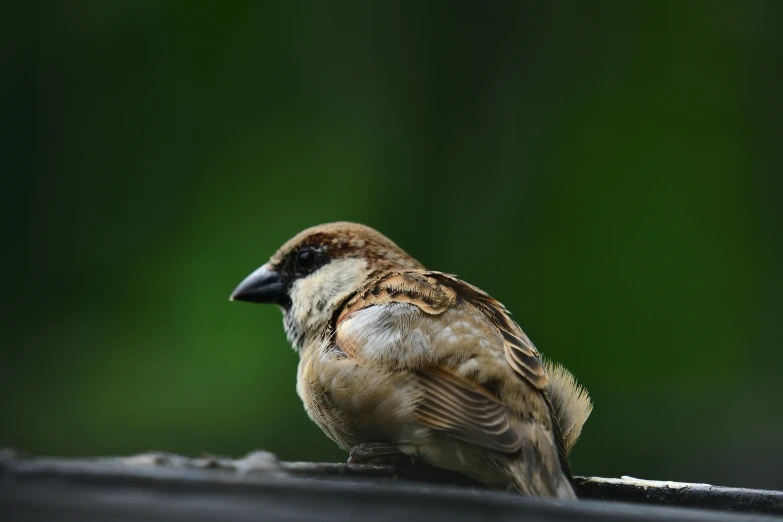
296 342 424 450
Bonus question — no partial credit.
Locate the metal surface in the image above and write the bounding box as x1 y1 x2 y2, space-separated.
1 450 781 522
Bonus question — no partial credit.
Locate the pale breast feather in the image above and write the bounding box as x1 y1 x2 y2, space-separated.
337 302 433 365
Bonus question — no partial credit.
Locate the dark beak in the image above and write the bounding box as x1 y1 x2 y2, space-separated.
230 264 286 304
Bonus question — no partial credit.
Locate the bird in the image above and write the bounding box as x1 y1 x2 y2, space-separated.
230 222 592 498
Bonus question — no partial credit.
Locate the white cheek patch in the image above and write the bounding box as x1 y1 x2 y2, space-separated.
288 257 369 337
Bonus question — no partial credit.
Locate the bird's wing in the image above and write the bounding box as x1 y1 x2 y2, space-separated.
338 271 547 388
335 271 549 455
425 272 548 389
420 272 575 473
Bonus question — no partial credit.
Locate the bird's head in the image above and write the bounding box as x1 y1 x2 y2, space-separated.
230 222 423 351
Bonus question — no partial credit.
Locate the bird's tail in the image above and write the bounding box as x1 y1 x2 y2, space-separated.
505 425 577 499
543 358 593 453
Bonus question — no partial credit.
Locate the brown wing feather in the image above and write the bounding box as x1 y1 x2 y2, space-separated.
423 273 573 479
426 272 548 390
337 273 526 454
339 270 547 391
417 369 523 453
336 270 568 468
339 271 457 321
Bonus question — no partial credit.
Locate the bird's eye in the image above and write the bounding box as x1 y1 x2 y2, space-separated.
295 247 319 275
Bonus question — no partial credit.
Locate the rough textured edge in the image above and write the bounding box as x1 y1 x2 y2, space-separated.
1 450 782 521
574 475 783 516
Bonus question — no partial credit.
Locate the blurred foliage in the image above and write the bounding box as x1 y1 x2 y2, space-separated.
2 1 782 490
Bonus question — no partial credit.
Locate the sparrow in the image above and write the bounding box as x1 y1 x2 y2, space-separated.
230 222 592 498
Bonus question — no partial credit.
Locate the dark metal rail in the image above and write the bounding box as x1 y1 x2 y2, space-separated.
1 450 781 521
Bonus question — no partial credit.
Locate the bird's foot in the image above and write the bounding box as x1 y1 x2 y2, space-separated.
347 442 405 465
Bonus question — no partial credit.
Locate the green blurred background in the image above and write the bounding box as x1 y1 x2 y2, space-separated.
2 1 782 490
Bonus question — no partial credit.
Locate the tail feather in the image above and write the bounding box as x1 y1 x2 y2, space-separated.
505 424 577 499
543 359 593 453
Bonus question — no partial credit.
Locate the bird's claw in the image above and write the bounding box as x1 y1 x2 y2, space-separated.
347 442 403 465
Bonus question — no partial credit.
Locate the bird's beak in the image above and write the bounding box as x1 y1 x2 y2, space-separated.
230 264 286 304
